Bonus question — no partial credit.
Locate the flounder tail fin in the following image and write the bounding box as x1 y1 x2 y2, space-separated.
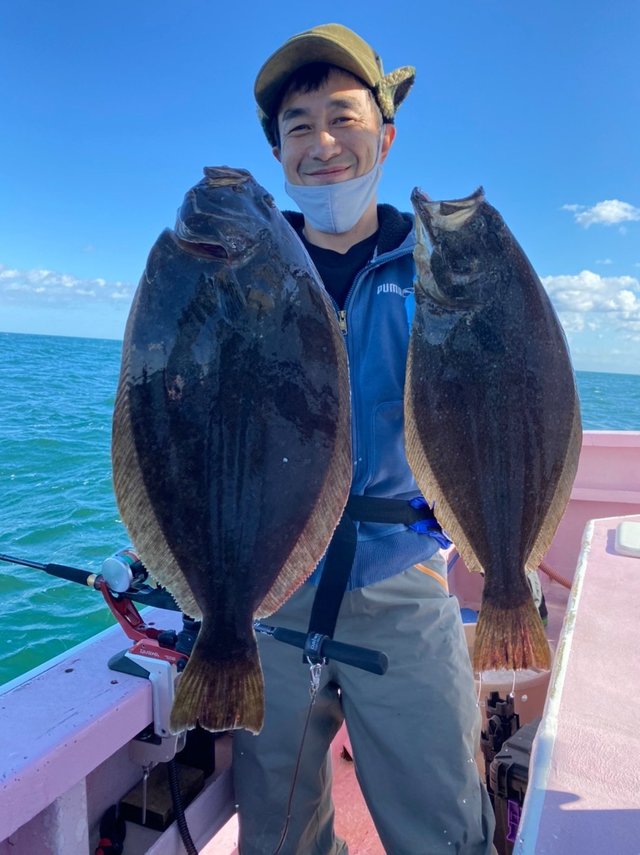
472 598 552 673
169 632 264 735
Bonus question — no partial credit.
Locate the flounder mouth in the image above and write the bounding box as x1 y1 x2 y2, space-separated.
411 187 487 309
174 235 230 259
411 187 485 233
173 221 268 263
173 167 269 259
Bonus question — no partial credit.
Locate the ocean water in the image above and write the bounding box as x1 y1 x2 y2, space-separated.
0 331 639 687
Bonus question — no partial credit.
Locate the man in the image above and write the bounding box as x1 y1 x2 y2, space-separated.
232 24 496 854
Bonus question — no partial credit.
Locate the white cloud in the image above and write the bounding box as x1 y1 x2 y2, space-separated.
0 264 133 306
542 270 640 342
562 199 640 228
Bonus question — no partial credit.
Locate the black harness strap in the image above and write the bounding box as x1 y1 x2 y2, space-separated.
303 496 439 664
304 510 357 663
345 494 436 526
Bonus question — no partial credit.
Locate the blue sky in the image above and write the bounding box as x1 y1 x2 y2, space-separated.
1 1 639 374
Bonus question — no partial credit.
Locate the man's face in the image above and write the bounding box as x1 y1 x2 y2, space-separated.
274 68 395 187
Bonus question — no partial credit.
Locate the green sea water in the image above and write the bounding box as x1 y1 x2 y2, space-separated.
0 331 639 686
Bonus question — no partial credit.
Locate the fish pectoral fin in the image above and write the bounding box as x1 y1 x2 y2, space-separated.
211 268 247 325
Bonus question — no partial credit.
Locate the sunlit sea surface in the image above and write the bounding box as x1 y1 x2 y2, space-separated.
1 331 638 685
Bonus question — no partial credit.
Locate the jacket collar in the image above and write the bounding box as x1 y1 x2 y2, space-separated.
282 204 414 257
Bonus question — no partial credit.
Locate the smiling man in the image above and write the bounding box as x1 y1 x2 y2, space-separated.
232 24 496 855
274 66 395 252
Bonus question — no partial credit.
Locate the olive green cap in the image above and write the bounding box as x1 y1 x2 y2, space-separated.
254 23 416 146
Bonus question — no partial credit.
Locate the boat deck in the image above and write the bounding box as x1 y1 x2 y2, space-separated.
203 733 386 855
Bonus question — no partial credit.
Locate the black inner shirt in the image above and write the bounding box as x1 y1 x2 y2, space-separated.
299 230 379 309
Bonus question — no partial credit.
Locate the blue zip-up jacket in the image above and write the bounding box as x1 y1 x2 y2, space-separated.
284 205 442 590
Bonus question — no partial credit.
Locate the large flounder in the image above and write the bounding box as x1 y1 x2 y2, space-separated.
112 167 351 733
406 187 581 673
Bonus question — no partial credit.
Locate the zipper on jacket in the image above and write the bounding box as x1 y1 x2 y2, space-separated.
340 244 412 330
338 243 413 487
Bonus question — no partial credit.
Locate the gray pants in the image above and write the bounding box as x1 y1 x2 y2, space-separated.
233 555 495 854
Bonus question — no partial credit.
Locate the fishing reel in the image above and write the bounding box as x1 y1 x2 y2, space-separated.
97 549 196 764
0 548 191 764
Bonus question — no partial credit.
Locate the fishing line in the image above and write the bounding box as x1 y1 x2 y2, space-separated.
271 661 324 855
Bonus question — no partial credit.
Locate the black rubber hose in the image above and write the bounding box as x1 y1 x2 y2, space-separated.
167 759 198 855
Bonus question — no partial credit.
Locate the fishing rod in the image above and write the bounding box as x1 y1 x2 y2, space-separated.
0 551 388 673
0 550 179 610
254 621 387 675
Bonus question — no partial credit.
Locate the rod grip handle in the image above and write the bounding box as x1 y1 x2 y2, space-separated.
259 624 388 675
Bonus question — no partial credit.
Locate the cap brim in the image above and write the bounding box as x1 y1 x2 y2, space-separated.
254 33 379 119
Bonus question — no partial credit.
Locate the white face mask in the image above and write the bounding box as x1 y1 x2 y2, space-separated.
284 129 385 234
